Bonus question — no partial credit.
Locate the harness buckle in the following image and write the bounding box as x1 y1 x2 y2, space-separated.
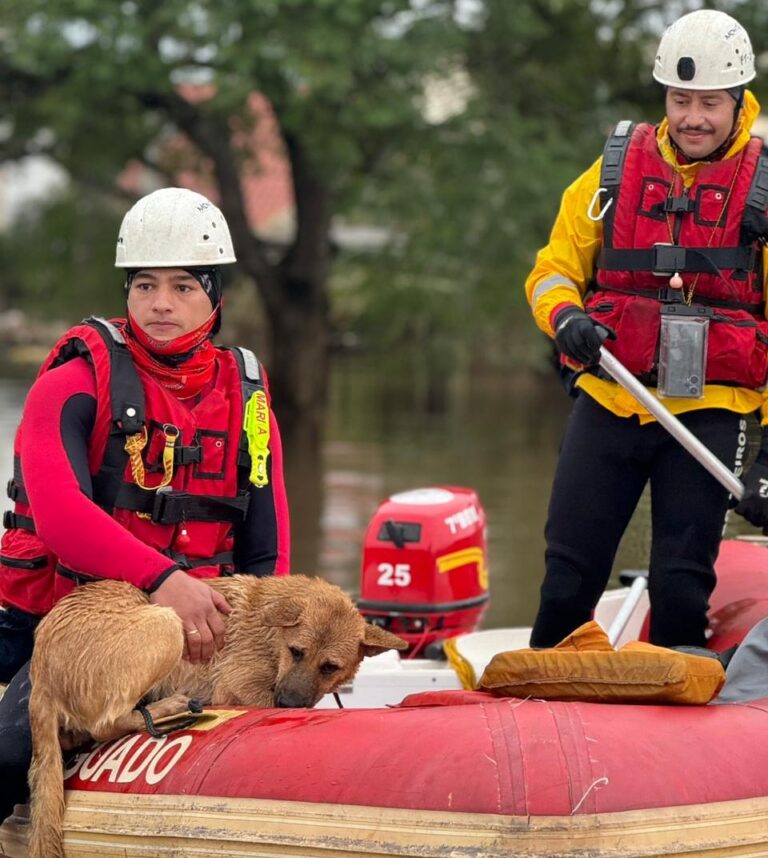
652 243 687 276
663 195 695 214
174 445 202 467
150 486 176 524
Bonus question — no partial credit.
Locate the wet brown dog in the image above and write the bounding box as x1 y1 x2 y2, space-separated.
27 574 407 858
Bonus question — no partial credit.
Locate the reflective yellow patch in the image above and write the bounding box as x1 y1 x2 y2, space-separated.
152 708 248 732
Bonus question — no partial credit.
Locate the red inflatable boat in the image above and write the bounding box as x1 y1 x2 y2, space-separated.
1 508 767 856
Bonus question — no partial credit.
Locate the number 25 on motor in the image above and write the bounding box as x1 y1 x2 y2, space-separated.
377 563 412 587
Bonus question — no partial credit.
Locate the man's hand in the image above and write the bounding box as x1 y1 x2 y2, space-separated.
733 460 768 531
553 306 614 366
150 570 231 663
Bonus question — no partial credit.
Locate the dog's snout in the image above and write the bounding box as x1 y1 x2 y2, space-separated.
275 690 312 709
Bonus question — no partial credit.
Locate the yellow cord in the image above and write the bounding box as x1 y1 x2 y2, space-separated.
124 424 177 491
444 637 478 690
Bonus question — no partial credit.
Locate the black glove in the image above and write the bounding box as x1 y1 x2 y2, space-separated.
733 429 768 528
553 306 614 366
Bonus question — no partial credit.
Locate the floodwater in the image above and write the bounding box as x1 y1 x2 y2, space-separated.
0 355 757 631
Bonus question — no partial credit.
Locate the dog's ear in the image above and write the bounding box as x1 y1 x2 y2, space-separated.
360 623 409 658
262 596 305 628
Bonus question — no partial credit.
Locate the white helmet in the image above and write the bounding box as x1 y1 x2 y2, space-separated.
115 187 236 268
653 9 755 91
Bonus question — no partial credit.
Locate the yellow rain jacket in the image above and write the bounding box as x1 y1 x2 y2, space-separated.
526 91 768 425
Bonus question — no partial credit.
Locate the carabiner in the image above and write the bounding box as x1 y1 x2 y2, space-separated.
587 187 612 222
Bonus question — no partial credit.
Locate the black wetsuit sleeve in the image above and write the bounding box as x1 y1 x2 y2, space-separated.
60 393 97 498
233 455 279 577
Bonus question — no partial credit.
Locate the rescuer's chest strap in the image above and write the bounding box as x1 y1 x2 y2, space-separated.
596 245 759 277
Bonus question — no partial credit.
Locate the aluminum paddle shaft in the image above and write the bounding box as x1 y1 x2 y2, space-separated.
597 346 744 501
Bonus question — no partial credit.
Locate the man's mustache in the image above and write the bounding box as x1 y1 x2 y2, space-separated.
677 125 712 133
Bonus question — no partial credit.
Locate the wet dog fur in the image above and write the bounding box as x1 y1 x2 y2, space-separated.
27 574 407 858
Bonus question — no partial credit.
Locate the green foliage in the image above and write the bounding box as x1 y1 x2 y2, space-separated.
2 0 768 365
1 0 458 191
334 0 768 361
0 192 125 320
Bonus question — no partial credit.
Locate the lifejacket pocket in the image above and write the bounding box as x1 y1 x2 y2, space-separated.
708 311 768 388
0 528 56 615
694 184 731 228
586 294 661 375
639 178 671 222
194 429 228 479
587 294 768 388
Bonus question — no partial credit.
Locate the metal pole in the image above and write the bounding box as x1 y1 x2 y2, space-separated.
606 576 648 647
598 346 744 500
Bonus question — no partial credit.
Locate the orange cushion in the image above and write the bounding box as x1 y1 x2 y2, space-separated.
478 621 724 705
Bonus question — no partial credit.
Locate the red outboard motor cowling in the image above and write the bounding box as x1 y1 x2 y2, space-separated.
358 487 489 657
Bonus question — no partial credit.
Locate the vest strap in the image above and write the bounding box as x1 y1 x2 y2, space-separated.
600 120 634 186
0 551 46 570
746 153 768 212
163 549 235 570
6 457 28 504
55 564 99 586
114 484 250 525
84 317 147 512
597 245 759 275
591 282 764 314
6 479 27 505
2 511 35 533
599 120 635 246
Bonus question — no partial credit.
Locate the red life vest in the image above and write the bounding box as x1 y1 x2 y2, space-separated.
585 122 768 387
1 317 265 615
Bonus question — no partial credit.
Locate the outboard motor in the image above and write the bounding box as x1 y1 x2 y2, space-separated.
358 487 489 657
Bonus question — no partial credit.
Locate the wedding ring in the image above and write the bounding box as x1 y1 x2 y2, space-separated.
186 628 200 636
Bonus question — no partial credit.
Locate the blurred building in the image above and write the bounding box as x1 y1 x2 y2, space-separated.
118 88 295 244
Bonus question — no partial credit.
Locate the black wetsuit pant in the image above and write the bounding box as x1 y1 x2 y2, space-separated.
0 611 38 820
0 660 32 821
530 393 745 649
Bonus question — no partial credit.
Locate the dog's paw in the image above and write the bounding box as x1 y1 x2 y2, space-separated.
149 693 197 720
